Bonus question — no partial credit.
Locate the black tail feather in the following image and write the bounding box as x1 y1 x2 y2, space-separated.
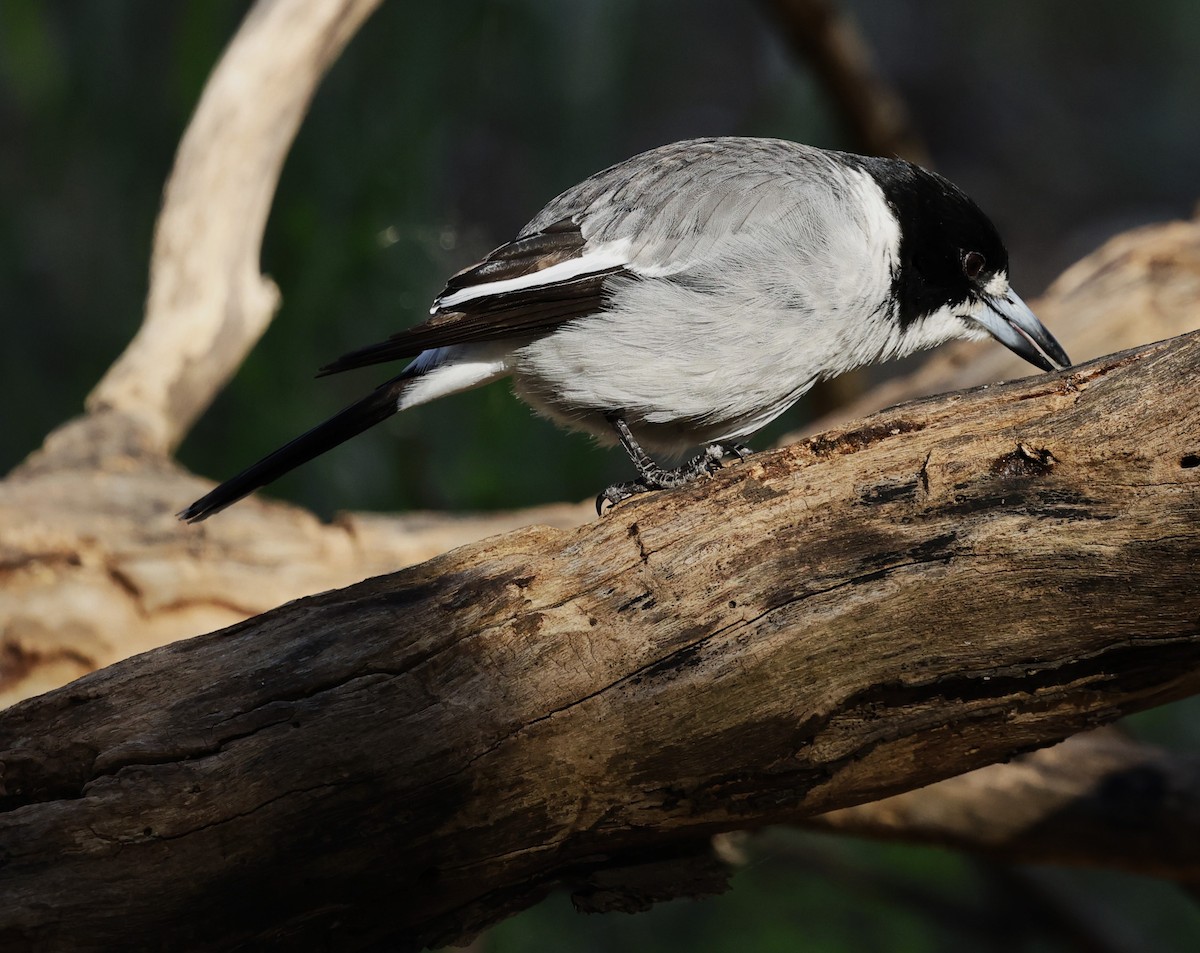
179 375 410 523
317 337 423 377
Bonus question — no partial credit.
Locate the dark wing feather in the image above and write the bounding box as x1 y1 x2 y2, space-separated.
439 216 585 291
319 218 631 377
319 269 626 375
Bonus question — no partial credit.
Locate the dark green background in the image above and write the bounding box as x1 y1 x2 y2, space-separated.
3 1 1198 949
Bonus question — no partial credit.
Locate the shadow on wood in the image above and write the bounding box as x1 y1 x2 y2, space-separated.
2 333 1200 951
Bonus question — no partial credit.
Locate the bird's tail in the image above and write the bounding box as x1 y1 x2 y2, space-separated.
178 374 412 523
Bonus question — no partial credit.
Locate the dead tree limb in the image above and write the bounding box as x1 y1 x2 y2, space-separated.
808 729 1200 884
81 0 383 458
4 1 1200 942
2 332 1200 951
4 0 1196 721
763 0 929 163
0 0 468 709
5 218 1199 708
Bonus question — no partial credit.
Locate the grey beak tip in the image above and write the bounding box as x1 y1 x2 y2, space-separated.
980 291 1071 375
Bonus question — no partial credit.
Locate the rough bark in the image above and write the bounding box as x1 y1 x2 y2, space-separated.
5 0 1200 945
3 331 1200 951
0 451 585 707
5 219 1198 709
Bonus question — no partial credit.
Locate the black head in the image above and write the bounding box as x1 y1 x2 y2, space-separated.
838 154 1009 329
834 151 1070 371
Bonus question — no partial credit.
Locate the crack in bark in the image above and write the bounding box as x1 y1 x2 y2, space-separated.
441 551 970 789
155 777 366 843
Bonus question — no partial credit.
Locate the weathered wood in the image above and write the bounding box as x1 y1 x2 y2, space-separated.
2 332 1199 951
6 218 1199 709
0 449 586 707
808 729 1200 884
83 0 384 457
0 0 591 708
7 0 1199 945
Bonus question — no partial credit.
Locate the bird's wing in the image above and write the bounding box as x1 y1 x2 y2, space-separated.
317 216 634 375
320 138 826 376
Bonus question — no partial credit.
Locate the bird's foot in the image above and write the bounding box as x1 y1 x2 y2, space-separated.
595 479 653 514
595 443 739 515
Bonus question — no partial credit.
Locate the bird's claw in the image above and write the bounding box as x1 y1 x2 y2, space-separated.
596 442 752 515
596 480 652 515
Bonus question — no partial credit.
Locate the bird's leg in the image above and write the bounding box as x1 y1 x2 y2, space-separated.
596 414 738 514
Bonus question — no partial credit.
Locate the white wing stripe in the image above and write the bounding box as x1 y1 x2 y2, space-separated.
432 241 632 312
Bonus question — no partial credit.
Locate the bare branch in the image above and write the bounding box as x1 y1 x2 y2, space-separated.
0 475 587 708
3 331 1200 949
4 218 1199 714
83 0 383 456
763 0 929 162
808 729 1200 884
2 2 1199 936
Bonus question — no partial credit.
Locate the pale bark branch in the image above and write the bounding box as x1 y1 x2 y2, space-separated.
4 2 1200 946
80 0 382 457
3 331 1200 949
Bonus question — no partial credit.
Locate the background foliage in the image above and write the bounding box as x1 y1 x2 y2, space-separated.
2 1 1198 949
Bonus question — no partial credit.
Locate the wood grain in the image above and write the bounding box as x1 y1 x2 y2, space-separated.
3 332 1199 951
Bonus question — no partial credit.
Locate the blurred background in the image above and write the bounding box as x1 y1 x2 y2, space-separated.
2 1 1198 949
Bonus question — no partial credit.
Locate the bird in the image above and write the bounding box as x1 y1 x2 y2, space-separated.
179 136 1070 522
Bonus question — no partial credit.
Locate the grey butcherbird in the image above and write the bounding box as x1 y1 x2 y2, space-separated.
180 137 1070 522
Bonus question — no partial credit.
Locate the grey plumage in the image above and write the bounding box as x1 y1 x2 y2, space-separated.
180 137 1070 522
524 138 859 267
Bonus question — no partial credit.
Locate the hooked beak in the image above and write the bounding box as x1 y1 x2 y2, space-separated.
970 290 1071 372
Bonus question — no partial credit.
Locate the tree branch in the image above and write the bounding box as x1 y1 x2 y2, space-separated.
5 218 1198 708
80 0 382 458
808 729 1200 884
4 3 1200 943
3 332 1200 950
762 0 929 163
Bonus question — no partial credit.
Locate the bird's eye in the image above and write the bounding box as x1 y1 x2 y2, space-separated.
962 251 986 280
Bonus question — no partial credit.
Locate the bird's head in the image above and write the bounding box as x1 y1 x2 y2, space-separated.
854 155 1071 372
